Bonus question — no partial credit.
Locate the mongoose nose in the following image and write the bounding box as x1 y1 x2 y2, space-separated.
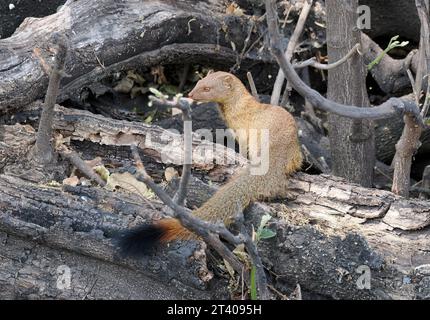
188 92 194 98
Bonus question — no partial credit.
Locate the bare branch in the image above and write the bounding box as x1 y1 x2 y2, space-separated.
130 144 271 297
149 96 193 206
271 0 313 105
246 72 260 102
129 145 245 276
391 0 430 197
32 33 68 164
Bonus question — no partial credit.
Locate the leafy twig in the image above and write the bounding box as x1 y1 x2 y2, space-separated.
367 35 409 71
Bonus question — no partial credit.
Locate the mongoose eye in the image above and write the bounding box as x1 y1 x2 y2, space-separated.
203 87 210 92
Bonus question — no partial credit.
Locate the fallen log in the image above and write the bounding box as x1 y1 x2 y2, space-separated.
0 174 216 299
0 0 273 114
1 103 246 178
1 118 429 299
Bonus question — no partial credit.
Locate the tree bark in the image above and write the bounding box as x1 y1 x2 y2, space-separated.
391 0 430 197
326 0 375 187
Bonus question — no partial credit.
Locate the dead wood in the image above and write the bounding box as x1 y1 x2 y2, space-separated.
1 118 429 299
0 0 273 115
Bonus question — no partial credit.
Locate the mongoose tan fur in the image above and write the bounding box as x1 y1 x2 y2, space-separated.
118 71 303 256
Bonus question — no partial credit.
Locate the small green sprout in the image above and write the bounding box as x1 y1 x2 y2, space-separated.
250 214 276 300
367 35 409 71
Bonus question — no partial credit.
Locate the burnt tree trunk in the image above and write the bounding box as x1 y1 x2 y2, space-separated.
326 0 375 187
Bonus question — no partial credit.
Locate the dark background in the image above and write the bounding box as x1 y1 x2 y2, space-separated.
0 0 66 39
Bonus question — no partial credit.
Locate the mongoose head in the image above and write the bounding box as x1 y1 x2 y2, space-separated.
188 71 244 104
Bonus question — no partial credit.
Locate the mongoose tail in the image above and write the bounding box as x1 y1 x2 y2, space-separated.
117 168 257 256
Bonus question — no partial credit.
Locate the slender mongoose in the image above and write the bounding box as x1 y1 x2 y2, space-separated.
118 71 302 255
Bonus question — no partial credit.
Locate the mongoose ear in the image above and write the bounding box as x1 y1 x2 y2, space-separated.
223 75 233 89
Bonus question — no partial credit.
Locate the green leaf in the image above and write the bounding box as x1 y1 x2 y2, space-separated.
149 87 167 99
250 265 258 300
259 214 272 230
144 115 153 123
144 109 157 123
259 228 277 240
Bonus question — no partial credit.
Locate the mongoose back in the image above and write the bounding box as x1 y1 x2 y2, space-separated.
117 71 303 256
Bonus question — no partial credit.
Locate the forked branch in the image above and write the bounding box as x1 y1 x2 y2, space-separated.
149 96 193 206
130 144 270 299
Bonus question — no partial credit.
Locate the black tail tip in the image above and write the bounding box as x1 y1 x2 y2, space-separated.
113 223 165 258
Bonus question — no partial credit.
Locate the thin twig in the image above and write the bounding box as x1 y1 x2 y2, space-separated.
268 284 289 300
231 20 256 72
293 44 360 71
242 29 267 58
58 145 106 187
246 72 260 102
374 164 393 183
